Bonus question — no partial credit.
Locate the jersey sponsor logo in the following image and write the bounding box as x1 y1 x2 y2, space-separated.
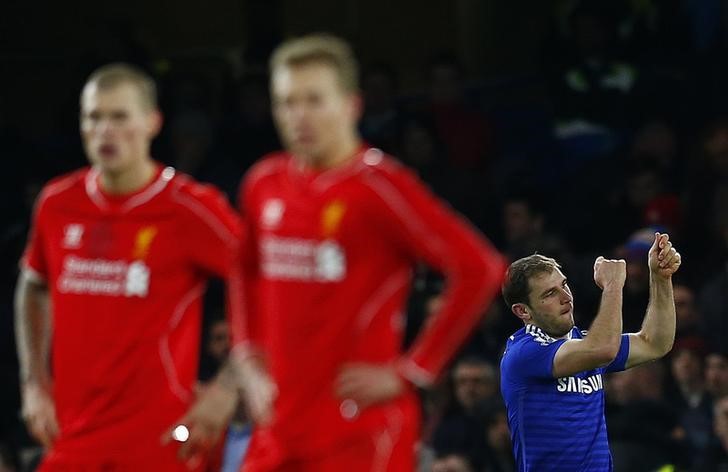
62 224 84 249
261 199 285 229
132 226 158 259
57 255 150 297
321 200 346 237
260 235 346 282
125 261 151 296
556 373 604 394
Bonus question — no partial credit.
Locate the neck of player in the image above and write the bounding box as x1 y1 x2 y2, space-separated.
99 158 157 195
307 133 362 170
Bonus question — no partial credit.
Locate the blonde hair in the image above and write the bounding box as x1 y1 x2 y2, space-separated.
269 33 359 93
83 63 157 110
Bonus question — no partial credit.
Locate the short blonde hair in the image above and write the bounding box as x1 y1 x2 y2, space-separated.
269 33 359 93
83 63 157 110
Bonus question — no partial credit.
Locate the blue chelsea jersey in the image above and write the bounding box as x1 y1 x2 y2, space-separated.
500 325 630 471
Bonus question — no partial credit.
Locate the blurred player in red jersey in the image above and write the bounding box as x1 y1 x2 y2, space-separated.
175 34 506 471
15 63 243 470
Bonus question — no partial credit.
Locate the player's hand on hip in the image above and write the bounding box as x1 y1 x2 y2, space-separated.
235 355 277 426
648 232 681 279
163 381 237 468
335 363 405 409
21 382 59 448
593 256 626 290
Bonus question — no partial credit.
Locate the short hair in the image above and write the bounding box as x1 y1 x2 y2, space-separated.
82 63 157 110
452 356 496 382
269 33 359 93
502 254 561 307
453 355 494 373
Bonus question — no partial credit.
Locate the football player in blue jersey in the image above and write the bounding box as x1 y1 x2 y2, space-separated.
500 232 680 471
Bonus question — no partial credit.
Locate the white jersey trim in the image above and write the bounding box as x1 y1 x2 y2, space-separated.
158 282 205 403
170 183 237 247
370 404 404 472
121 166 175 212
85 166 175 212
355 267 411 331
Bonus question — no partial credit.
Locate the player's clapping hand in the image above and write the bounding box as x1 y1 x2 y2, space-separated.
163 381 237 469
21 382 59 448
335 364 405 409
648 232 681 279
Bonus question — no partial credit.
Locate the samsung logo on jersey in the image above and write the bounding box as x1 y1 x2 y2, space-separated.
556 373 604 394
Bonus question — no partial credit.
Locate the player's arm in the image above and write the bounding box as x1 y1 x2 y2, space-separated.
624 232 681 369
551 257 626 378
15 189 59 448
229 172 277 419
166 177 276 463
392 180 506 386
164 184 247 461
337 165 505 408
15 269 59 447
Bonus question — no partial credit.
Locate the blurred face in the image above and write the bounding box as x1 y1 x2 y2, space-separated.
453 363 495 412
715 397 728 439
705 354 728 397
631 122 677 166
432 455 472 472
504 201 539 243
671 349 702 386
429 64 461 105
80 82 160 175
705 125 728 175
674 285 698 329
402 122 436 166
271 62 360 166
625 257 649 293
207 320 230 362
627 171 661 208
521 269 574 337
487 412 512 453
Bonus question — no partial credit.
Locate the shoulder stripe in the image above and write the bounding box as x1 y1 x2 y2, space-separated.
158 282 205 403
170 182 236 246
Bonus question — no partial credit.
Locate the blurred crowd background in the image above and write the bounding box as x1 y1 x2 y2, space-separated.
3 0 728 470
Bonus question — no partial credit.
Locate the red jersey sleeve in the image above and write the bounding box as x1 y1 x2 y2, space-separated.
365 164 507 386
177 183 242 276
174 181 246 342
21 189 51 283
230 171 264 359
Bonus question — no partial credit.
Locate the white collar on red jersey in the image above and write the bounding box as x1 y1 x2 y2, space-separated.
287 147 384 191
85 166 176 212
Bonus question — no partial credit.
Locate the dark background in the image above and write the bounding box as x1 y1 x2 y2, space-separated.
3 1 728 470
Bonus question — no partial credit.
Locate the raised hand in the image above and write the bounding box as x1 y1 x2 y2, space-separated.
593 256 626 291
648 232 681 279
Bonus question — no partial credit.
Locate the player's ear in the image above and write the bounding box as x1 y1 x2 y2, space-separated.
512 303 530 322
348 92 363 121
147 109 163 138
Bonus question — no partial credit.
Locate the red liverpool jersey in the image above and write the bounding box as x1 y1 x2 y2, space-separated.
22 165 242 464
235 147 505 458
